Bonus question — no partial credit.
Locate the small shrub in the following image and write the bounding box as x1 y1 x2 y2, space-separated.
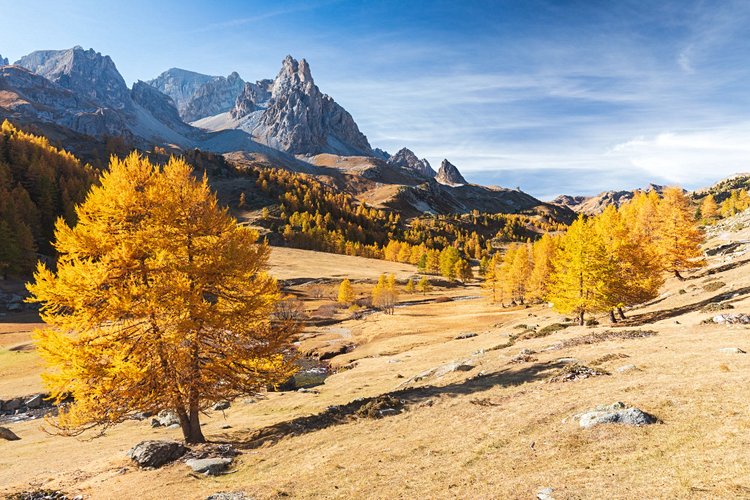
585 319 599 327
678 289 687 295
536 322 571 336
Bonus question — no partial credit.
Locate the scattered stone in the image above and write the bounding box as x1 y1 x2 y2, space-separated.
719 347 746 354
713 313 750 325
576 402 659 429
537 487 555 500
5 490 68 500
128 440 187 468
206 493 249 500
454 332 478 340
549 363 607 383
186 457 233 476
702 302 735 313
212 401 230 411
297 388 319 394
151 410 180 427
25 394 44 409
556 357 579 364
355 395 403 419
510 348 537 363
0 426 20 440
616 364 639 373
220 424 232 430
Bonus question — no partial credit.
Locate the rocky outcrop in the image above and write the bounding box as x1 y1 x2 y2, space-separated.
576 402 659 428
0 55 8 66
147 68 218 117
387 148 436 179
233 55 373 156
183 72 245 122
230 79 273 119
16 46 133 111
435 159 467 186
131 81 186 132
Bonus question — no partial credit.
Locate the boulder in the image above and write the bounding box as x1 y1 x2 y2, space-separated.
537 487 555 500
25 394 44 409
206 493 248 500
713 313 750 325
128 440 187 468
186 457 233 476
4 397 23 412
151 410 180 427
0 426 20 440
212 401 230 411
577 402 659 429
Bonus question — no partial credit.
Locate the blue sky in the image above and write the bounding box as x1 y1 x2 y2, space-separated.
2 0 750 199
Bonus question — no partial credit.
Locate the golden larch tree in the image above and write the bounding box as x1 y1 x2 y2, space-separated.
27 153 296 443
656 187 705 279
337 278 355 305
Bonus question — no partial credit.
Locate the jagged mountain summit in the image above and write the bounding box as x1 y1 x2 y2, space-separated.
387 148 436 179
186 55 373 157
436 159 467 186
0 55 8 66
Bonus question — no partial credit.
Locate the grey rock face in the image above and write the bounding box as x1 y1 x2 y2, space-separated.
0 54 8 66
387 148 436 179
0 426 20 441
713 313 750 324
131 81 184 129
231 79 273 119
128 440 187 468
16 46 132 111
186 457 233 475
251 55 372 156
151 410 180 427
147 68 218 116
373 147 390 160
24 394 44 409
436 159 467 186
577 402 658 429
183 72 245 122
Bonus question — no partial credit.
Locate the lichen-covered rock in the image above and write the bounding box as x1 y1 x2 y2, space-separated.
577 402 659 429
128 440 187 468
186 457 233 476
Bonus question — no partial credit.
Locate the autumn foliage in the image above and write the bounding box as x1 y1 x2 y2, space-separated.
484 188 705 324
27 153 296 443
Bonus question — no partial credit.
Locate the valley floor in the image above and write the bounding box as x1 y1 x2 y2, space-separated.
1 242 750 499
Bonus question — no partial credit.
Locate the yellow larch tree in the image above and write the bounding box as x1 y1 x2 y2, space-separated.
527 234 559 303
27 153 297 443
547 214 613 325
655 187 705 279
700 194 718 222
337 278 355 305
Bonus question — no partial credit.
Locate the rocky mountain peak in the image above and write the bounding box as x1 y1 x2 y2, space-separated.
181 72 245 122
387 148 436 179
15 46 132 111
0 55 8 66
147 68 219 116
436 159 467 186
252 56 372 156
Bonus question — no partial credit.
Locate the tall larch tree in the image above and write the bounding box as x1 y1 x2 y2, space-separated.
656 187 705 279
547 215 613 325
527 234 559 303
27 153 296 444
337 278 355 305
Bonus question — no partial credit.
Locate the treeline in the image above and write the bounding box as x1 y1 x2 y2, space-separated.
251 166 564 270
484 188 704 324
0 121 95 277
699 189 750 222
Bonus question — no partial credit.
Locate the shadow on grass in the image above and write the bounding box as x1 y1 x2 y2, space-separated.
618 286 750 326
225 360 565 450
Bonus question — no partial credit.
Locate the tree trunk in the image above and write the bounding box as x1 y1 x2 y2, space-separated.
178 406 206 444
609 310 617 324
617 307 626 320
578 310 585 326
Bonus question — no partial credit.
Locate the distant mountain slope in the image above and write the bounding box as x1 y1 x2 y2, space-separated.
552 184 666 215
147 68 220 117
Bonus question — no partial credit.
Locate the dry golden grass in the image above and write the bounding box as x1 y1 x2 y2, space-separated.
2 243 750 498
